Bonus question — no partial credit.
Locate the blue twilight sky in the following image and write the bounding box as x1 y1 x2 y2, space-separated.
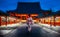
0 0 60 12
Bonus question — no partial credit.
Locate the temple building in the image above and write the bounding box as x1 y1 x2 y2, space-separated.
7 2 42 23
0 2 60 26
7 2 51 23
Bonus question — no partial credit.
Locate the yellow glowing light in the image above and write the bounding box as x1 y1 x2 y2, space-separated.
31 14 38 16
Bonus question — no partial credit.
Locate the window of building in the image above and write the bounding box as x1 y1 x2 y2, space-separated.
32 16 38 20
22 16 26 20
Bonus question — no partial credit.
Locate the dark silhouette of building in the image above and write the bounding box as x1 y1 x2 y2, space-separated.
16 2 41 14
7 2 45 18
7 2 53 18
0 10 9 16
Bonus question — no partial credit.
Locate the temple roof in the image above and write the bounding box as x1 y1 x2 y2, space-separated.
16 2 41 14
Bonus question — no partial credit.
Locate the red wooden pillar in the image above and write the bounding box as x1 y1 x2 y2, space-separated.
5 16 7 26
44 19 45 23
20 16 22 22
19 16 21 22
50 18 52 26
54 16 56 26
0 16 1 26
26 15 28 20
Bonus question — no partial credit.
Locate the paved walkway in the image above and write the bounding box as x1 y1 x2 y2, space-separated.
39 23 60 33
0 23 60 37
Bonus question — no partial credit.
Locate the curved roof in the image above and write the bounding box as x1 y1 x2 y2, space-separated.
16 2 41 14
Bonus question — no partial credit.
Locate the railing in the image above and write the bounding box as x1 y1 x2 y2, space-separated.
0 16 20 26
39 16 60 26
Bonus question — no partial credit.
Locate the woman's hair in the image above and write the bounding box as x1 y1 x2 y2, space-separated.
28 14 30 17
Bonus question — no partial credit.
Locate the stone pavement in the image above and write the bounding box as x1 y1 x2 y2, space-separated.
39 23 60 33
